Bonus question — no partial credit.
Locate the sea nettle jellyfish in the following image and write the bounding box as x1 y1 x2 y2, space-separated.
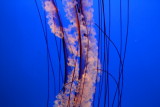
44 0 100 106
34 0 129 106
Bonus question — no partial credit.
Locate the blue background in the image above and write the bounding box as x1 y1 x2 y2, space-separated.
0 0 160 107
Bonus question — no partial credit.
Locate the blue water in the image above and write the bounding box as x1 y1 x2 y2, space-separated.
0 0 160 107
